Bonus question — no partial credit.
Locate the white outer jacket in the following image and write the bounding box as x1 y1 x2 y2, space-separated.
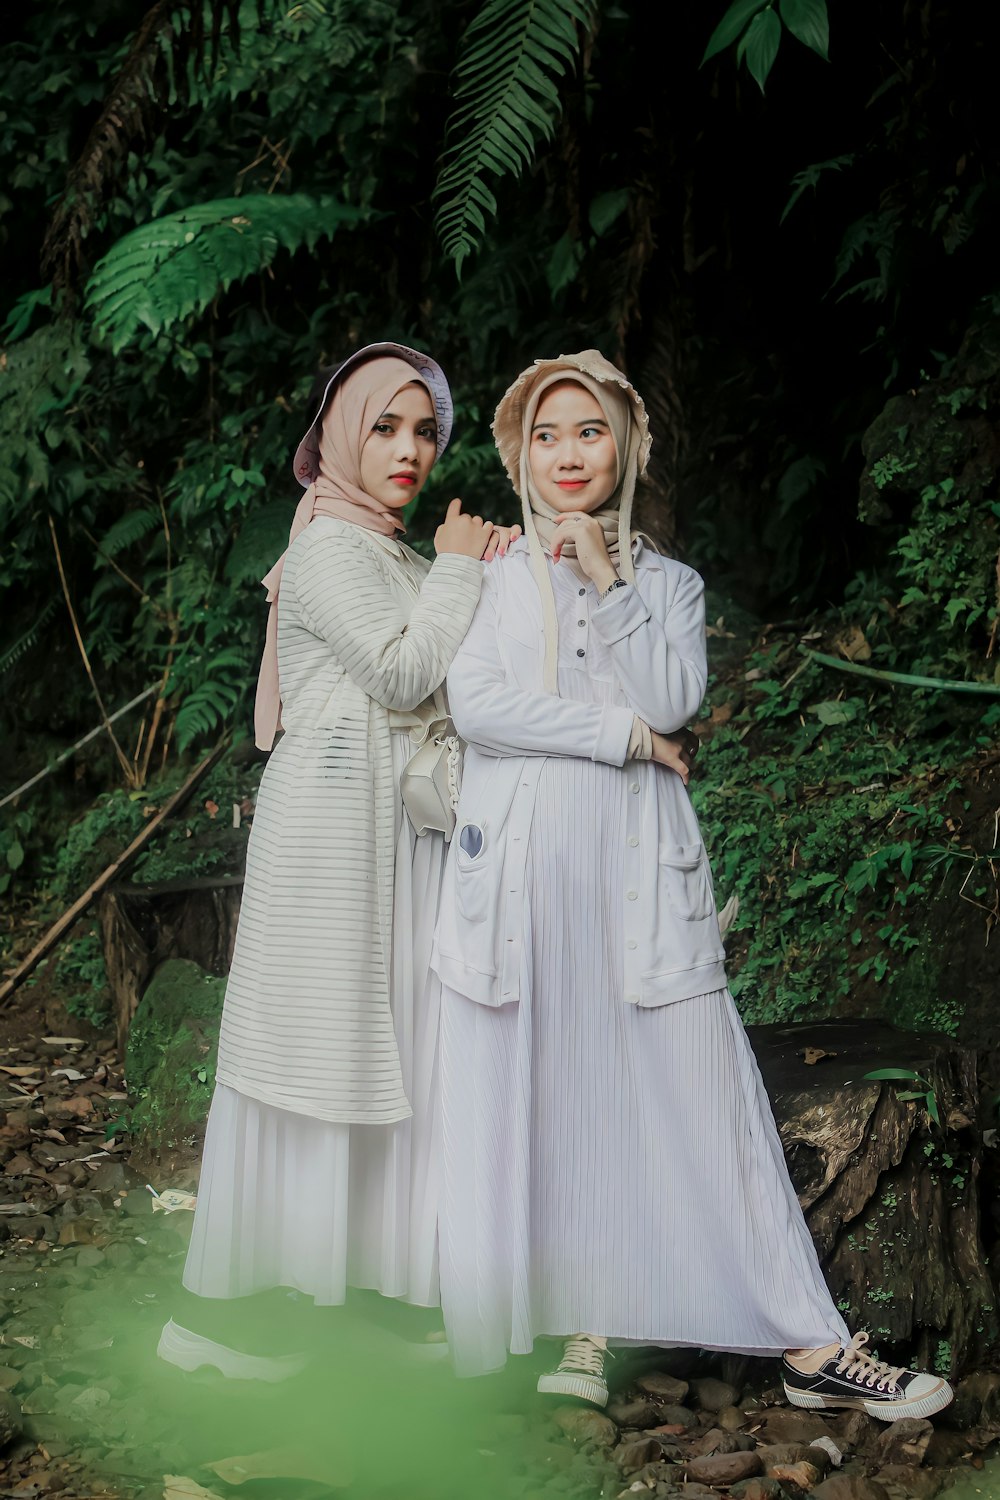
431 539 728 1009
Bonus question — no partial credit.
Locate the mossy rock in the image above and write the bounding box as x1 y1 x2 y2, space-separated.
125 959 225 1158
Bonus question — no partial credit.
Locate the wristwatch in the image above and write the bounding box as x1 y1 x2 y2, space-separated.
599 576 629 602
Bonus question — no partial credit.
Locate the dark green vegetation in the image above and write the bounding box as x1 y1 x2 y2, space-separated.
2 1 999 1175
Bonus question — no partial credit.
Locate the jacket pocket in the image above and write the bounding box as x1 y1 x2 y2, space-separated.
658 841 714 921
455 820 492 923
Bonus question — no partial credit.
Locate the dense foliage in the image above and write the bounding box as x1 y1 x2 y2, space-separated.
2 0 999 1039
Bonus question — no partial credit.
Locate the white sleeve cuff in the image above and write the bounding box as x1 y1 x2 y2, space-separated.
591 584 651 645
593 706 637 765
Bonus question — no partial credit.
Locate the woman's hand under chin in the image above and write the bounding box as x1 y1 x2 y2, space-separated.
550 512 618 591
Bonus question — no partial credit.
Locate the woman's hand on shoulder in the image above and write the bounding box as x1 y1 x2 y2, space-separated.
483 522 522 561
435 500 522 561
435 498 496 559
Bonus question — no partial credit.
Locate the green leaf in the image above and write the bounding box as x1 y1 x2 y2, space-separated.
702 0 769 62
434 0 597 269
926 1093 942 1126
546 232 585 295
6 840 25 872
86 195 368 353
810 699 858 725
742 8 781 92
779 0 829 59
588 188 630 238
863 1068 922 1081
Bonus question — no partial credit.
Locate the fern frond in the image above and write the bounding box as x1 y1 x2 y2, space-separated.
85 194 366 353
0 599 60 678
100 508 163 558
41 0 253 288
224 499 295 586
174 648 249 749
434 0 597 271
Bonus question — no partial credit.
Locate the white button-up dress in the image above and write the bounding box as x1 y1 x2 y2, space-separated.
434 539 848 1373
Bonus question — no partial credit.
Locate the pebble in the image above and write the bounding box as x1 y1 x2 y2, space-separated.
616 1437 663 1473
730 1482 787 1500
760 1441 831 1476
811 1477 890 1500
636 1372 690 1404
769 1459 824 1490
874 1464 944 1498
716 1404 748 1431
870 1416 933 1468
689 1377 741 1413
656 1404 697 1430
0 1388 23 1448
687 1428 743 1458
552 1408 618 1448
684 1451 763 1486
607 1398 661 1429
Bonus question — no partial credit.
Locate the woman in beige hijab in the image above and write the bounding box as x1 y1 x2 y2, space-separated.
160 344 517 1378
433 352 951 1425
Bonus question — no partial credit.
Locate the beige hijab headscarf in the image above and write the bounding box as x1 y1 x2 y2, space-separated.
492 350 652 693
254 356 433 750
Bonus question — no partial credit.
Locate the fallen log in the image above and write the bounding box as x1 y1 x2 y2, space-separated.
750 1018 998 1377
0 742 228 1012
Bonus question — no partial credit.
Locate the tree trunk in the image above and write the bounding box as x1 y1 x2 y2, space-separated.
750 1018 998 1377
99 875 242 1056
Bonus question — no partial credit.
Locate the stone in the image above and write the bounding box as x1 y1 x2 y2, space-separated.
616 1437 664 1473
717 1405 748 1432
687 1428 742 1458
755 1410 841 1447
657 1405 697 1430
760 1443 831 1476
552 1408 618 1448
730 1483 787 1500
840 1412 881 1456
74 1246 105 1270
689 1377 742 1413
923 1428 971 1467
870 1417 933 1469
0 1366 21 1391
874 1466 943 1499
811 1478 889 1500
684 1451 763 1486
637 1372 690 1404
0 1389 23 1447
89 1161 127 1192
768 1460 824 1490
607 1397 662 1429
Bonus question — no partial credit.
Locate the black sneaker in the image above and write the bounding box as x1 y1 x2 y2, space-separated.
783 1333 953 1423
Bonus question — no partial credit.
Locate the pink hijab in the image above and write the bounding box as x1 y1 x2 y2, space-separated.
253 356 433 750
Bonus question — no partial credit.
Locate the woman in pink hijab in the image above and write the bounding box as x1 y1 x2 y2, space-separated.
159 344 517 1378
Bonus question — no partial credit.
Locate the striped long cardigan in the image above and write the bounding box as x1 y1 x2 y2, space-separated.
215 516 483 1124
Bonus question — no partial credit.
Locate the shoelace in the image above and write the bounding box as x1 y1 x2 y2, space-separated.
559 1334 609 1376
835 1332 905 1393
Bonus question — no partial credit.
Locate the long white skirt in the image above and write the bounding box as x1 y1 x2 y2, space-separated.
438 756 850 1375
183 734 444 1307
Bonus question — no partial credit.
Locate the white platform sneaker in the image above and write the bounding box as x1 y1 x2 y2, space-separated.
536 1334 611 1407
157 1318 308 1382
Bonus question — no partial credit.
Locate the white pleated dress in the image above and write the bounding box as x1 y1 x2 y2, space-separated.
438 558 850 1374
184 734 445 1306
